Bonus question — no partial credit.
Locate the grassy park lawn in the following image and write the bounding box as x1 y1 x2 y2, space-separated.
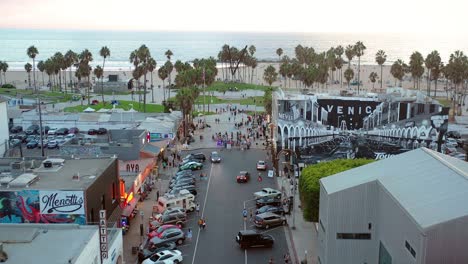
64 100 164 113
0 88 76 102
434 97 451 107
205 81 272 92
194 95 227 104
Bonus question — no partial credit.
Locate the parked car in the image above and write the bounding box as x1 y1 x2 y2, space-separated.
142 249 183 264
47 128 58 135
445 138 458 148
256 160 267 170
65 133 76 140
37 139 48 148
235 230 274 249
68 127 80 134
10 125 23 133
256 197 282 208
97 128 107 134
25 135 38 143
160 207 186 217
13 133 27 142
210 151 221 163
47 140 58 149
446 131 461 139
25 125 40 135
237 171 250 183
170 178 196 187
87 129 98 135
137 242 176 263
254 188 282 199
184 153 206 162
9 139 22 147
254 212 287 229
148 225 182 239
178 161 203 171
167 186 197 196
39 126 50 135
171 174 195 182
91 99 99 105
149 213 187 231
26 140 38 149
56 128 69 135
149 228 186 246
175 170 193 176
256 205 286 215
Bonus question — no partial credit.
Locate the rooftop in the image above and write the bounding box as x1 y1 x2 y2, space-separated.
321 148 468 229
0 224 97 264
0 156 116 190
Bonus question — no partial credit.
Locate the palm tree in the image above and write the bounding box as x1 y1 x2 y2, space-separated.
345 45 355 69
99 46 110 104
175 87 196 137
276 48 283 80
431 61 443 97
344 68 354 89
78 49 93 104
37 60 45 86
353 41 366 94
0 61 3 85
24 63 32 87
425 50 441 96
369 72 378 89
148 57 157 103
390 60 405 86
263 65 278 86
445 50 468 118
1 61 8 84
137 45 151 112
249 45 256 83
27 46 39 92
334 57 344 88
93 66 104 99
53 52 64 92
64 50 78 90
158 65 168 102
409 51 425 90
375 50 387 89
165 60 174 100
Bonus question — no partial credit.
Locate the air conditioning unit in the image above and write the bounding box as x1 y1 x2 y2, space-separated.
43 161 53 168
11 161 25 171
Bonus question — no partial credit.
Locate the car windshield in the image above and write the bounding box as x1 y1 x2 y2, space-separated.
156 226 166 233
240 171 247 176
258 161 265 165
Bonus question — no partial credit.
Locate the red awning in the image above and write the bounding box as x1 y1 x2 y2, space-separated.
121 195 140 217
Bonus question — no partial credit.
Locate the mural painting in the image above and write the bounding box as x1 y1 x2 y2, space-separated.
0 190 86 224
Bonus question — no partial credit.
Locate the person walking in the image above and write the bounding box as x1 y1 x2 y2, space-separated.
187 228 193 242
198 218 203 229
201 218 206 230
283 252 291 264
196 203 200 215
268 257 274 264
249 209 253 222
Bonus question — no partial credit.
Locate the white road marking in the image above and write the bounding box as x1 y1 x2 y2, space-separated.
190 164 214 264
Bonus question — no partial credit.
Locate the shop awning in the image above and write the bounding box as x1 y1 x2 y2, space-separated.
141 144 161 156
121 194 140 217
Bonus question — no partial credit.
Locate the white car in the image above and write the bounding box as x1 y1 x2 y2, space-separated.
445 138 458 148
142 249 183 264
65 133 76 140
254 188 282 199
256 160 267 170
47 128 58 135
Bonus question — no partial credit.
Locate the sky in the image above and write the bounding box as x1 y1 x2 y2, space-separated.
1 0 467 33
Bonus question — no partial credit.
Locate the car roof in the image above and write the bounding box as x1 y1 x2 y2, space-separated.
257 212 279 218
240 171 249 174
239 230 258 235
211 151 218 154
258 160 265 163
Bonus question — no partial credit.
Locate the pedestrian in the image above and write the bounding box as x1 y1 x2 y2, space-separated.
202 219 206 229
156 190 160 200
196 203 200 215
258 173 263 182
187 228 193 241
198 218 203 229
249 209 253 221
284 253 291 263
243 208 248 221
268 257 274 264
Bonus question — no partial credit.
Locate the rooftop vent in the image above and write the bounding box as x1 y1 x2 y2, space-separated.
11 161 25 172
72 172 80 181
8 173 39 188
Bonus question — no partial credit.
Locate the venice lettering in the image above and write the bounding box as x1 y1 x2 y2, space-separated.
41 193 84 213
375 153 395 160
326 105 373 115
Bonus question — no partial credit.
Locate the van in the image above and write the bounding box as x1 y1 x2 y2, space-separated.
235 230 274 249
157 190 196 213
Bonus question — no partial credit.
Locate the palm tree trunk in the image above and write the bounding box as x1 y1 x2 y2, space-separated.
102 58 106 104
151 72 154 103
69 68 73 91
87 76 91 105
357 57 361 94
380 65 383 90
32 58 36 92
168 73 171 99
28 73 31 87
63 70 67 94
163 79 166 102
143 72 147 113
434 79 437 97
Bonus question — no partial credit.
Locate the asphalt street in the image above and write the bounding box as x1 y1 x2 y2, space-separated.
177 148 289 264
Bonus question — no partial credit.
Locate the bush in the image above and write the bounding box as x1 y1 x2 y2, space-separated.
299 158 374 222
1 84 16 89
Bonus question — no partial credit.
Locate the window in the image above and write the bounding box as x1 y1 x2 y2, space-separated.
336 233 371 240
368 223 372 230
405 240 416 258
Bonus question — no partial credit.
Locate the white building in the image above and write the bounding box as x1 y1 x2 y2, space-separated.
318 148 468 264
0 224 123 264
0 99 8 156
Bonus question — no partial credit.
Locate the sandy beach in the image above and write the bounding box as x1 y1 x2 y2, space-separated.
1 62 446 96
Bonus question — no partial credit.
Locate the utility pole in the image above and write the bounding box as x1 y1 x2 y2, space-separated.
35 68 45 156
203 67 206 113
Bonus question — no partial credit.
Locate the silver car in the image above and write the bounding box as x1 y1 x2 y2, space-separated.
150 228 186 246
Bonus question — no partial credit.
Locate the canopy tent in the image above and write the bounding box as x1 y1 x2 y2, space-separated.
83 107 96 112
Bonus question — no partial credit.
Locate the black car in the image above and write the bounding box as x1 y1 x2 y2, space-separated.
10 126 23 133
210 151 221 163
88 129 98 135
97 128 107 134
256 205 286 215
236 230 274 249
256 197 282 208
25 125 40 135
184 153 206 162
26 140 38 149
137 242 177 263
56 128 69 135
13 133 28 142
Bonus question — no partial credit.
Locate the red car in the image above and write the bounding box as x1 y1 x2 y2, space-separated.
237 171 250 183
148 224 181 239
91 99 99 105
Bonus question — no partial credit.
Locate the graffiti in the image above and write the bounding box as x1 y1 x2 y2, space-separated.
0 190 85 224
40 191 85 214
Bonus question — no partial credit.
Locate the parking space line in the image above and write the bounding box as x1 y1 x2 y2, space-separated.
190 164 214 264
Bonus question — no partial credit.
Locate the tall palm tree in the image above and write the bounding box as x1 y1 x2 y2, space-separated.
431 61 443 97
249 45 256 83
263 65 278 86
175 87 196 137
165 60 174 100
93 66 104 99
344 68 354 90
99 46 110 104
334 45 344 87
390 60 405 86
24 63 32 87
409 51 425 90
425 50 441 96
375 50 387 89
148 57 157 103
1 61 9 84
78 49 93 104
445 50 468 118
158 65 168 102
353 41 366 94
276 48 283 81
137 45 151 112
27 46 39 92
64 50 78 90
37 60 45 86
369 72 378 89
0 61 3 85
345 45 355 69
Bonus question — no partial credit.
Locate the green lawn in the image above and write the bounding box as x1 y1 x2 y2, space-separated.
434 97 451 107
0 88 76 103
194 95 227 104
64 100 164 113
204 81 273 92
230 96 264 106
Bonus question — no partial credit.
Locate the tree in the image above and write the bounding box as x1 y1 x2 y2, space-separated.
99 46 110 104
390 60 405 86
53 52 64 91
375 50 387 90
409 51 425 90
136 45 151 112
249 45 256 83
345 45 355 69
64 50 78 90
37 60 45 86
158 66 168 102
344 68 354 89
148 57 157 103
263 87 273 116
279 59 291 88
369 72 378 89
263 65 278 86
93 66 104 96
276 48 283 80
24 63 32 87
445 50 468 118
425 50 441 96
0 61 8 84
78 49 93 104
175 87 197 137
27 46 39 92
165 60 174 100
334 45 344 87
299 159 374 221
353 41 366 94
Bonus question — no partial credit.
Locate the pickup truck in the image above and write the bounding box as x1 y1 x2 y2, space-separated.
253 188 282 199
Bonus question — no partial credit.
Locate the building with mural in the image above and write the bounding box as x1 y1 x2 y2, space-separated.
0 156 121 225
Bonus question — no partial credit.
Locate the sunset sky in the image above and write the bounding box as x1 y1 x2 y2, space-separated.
1 0 466 33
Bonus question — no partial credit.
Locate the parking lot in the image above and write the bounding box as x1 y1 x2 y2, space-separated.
156 148 288 264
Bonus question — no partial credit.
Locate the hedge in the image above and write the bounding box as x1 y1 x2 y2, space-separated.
299 158 374 222
1 84 16 89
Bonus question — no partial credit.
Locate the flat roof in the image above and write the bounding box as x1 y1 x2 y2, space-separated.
0 224 97 264
0 157 116 190
321 148 468 229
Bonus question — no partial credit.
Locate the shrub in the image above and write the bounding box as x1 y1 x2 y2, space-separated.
299 158 374 222
1 84 16 89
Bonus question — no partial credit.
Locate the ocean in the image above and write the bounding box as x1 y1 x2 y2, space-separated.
0 29 467 70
